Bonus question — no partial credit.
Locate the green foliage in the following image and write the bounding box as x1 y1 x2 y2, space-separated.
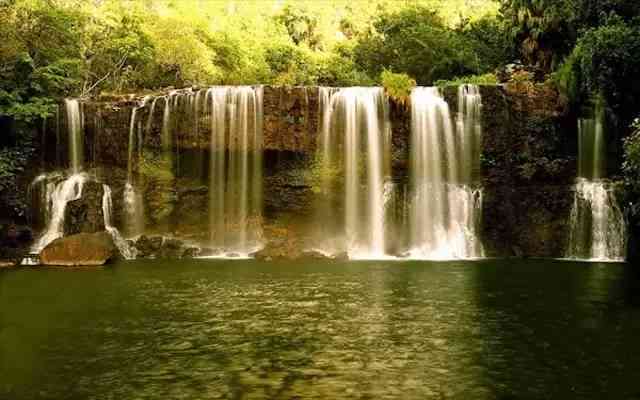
380 70 416 106
559 18 640 126
623 118 640 199
500 0 640 71
315 43 375 87
264 44 318 86
353 6 496 85
354 7 504 85
435 73 498 87
274 5 320 49
458 15 518 71
499 0 577 70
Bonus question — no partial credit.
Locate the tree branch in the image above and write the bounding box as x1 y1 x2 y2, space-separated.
81 54 128 98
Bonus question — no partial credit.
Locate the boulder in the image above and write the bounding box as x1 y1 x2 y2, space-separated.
40 232 116 266
182 247 201 258
157 238 185 259
134 235 197 259
64 181 105 236
134 235 164 258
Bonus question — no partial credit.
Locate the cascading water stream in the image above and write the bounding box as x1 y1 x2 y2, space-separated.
30 98 134 259
566 113 625 261
205 86 263 258
30 173 86 253
30 100 88 254
407 86 484 260
103 185 137 259
316 87 392 259
65 99 83 173
124 96 150 238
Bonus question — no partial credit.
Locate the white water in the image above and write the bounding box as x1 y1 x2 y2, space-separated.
566 116 625 261
124 96 150 238
31 173 86 253
206 86 264 257
316 87 392 259
31 98 136 259
65 99 83 173
407 86 484 260
30 100 87 254
103 185 137 260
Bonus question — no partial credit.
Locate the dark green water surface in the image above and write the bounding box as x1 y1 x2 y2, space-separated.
1 259 640 399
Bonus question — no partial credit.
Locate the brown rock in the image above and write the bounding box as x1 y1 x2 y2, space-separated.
64 181 106 236
40 232 116 266
0 260 15 268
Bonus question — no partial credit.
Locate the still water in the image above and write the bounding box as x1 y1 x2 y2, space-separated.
1 259 639 399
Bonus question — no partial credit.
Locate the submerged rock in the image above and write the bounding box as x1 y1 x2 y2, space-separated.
63 181 105 236
40 232 116 266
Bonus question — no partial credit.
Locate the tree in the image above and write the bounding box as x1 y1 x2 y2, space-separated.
274 5 321 50
500 0 640 71
353 7 481 85
500 0 577 71
563 18 640 128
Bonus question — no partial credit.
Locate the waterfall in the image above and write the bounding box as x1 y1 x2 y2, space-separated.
206 86 263 257
65 99 83 173
29 100 87 254
103 185 137 260
577 118 605 180
124 97 150 238
31 97 136 260
316 87 392 259
31 173 86 253
407 86 484 260
567 115 625 261
161 91 178 152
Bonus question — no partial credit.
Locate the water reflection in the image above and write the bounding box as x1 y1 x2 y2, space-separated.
1 260 639 399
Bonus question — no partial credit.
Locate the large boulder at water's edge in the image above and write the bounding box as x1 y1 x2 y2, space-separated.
64 181 105 236
40 232 115 266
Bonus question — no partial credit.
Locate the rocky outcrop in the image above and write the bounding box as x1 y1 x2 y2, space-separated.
480 82 575 257
133 235 200 259
40 232 116 266
63 180 105 236
0 223 32 260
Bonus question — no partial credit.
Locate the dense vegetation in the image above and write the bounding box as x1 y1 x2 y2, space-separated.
1 0 640 219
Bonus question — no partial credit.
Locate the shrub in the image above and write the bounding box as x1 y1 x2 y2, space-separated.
380 70 416 106
560 18 640 127
623 118 640 198
353 7 480 85
435 73 498 87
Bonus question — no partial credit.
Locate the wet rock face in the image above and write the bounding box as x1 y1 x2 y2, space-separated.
40 232 116 266
0 223 32 264
64 181 105 236
133 235 200 259
480 83 575 257
263 86 320 152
